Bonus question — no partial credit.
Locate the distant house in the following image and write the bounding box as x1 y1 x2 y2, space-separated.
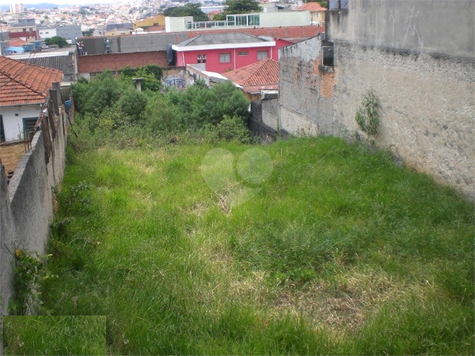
0 56 63 142
172 32 291 73
293 2 326 25
222 58 279 99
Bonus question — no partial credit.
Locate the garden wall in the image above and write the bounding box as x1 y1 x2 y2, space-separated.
1 86 68 316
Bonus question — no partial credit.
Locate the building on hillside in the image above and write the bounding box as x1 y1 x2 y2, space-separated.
7 19 38 42
172 32 291 73
56 25 82 42
0 56 63 142
38 27 57 40
222 58 279 99
8 47 78 81
165 11 311 32
74 26 321 79
0 31 10 56
76 32 188 79
134 15 166 30
293 2 326 25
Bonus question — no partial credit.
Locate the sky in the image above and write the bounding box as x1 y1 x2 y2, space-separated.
0 0 115 5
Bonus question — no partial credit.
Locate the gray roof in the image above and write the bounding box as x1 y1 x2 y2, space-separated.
79 32 188 55
177 32 268 47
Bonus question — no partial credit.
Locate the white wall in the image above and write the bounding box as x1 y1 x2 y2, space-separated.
260 11 310 27
0 105 42 142
39 28 57 39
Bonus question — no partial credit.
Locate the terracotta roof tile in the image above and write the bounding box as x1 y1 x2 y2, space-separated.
223 58 279 87
0 56 63 106
293 3 326 11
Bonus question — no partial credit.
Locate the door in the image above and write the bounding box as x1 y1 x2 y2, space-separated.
0 115 4 142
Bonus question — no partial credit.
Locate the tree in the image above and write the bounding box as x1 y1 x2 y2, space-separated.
44 36 69 48
163 4 209 21
213 0 261 20
222 0 261 15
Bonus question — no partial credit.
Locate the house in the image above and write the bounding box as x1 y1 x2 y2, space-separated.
76 32 188 78
8 47 78 81
0 56 63 142
7 19 38 42
172 32 291 73
134 15 166 30
293 2 326 25
222 58 279 99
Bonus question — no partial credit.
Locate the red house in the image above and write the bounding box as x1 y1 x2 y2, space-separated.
172 32 291 74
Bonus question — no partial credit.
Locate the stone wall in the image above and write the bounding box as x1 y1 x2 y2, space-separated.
276 0 475 199
0 89 68 316
333 43 474 197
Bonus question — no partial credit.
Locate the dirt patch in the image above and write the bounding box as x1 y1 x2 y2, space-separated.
0 143 28 174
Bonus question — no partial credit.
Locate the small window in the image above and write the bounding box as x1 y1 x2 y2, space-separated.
238 51 248 56
202 54 206 63
197 54 202 63
257 51 268 60
219 53 231 63
22 117 38 139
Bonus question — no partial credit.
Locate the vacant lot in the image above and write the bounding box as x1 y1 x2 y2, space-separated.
36 137 473 354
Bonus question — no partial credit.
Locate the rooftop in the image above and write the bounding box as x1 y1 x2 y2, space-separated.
0 56 63 106
223 58 279 92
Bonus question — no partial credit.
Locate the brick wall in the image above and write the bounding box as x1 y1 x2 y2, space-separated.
78 51 169 75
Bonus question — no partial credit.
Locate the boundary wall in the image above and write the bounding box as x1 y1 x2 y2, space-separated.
1 83 69 317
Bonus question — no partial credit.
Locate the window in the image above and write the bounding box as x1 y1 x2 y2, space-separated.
22 117 38 140
238 51 248 56
219 53 231 63
257 51 268 60
197 54 207 63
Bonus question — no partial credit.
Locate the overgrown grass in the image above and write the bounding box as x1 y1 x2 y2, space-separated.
3 316 106 355
34 136 474 354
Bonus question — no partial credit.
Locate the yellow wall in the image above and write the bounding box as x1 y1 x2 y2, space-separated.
133 15 166 29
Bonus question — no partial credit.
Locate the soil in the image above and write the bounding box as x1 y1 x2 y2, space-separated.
0 143 28 175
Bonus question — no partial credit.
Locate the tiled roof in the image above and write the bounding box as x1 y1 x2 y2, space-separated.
0 56 63 106
223 58 279 87
293 3 326 11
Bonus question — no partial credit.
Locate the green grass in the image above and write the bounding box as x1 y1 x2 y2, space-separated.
3 316 106 355
31 136 474 354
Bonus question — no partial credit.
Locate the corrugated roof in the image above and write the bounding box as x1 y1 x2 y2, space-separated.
223 58 279 87
0 56 63 106
177 32 268 47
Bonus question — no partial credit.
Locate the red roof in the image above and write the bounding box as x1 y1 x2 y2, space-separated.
294 3 326 11
0 56 63 106
223 58 279 88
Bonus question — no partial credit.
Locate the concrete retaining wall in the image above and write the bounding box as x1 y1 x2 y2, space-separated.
1 91 68 316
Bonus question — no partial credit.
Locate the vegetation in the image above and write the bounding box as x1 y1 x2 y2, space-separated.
10 65 472 354
3 316 106 355
71 72 251 144
163 3 209 21
8 249 52 315
355 88 380 136
44 36 69 48
36 135 474 355
214 0 262 20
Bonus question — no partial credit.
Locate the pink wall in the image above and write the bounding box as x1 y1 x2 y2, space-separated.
175 39 292 73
